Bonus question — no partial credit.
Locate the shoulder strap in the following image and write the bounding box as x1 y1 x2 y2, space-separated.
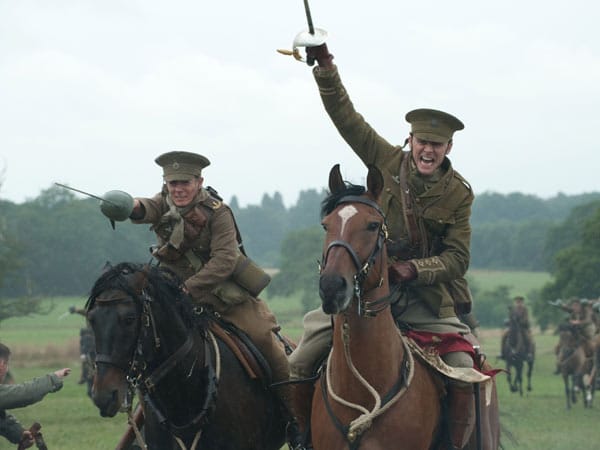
399 155 427 257
202 186 247 257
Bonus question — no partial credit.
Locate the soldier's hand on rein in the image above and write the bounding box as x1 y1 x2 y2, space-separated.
306 43 334 68
389 261 417 283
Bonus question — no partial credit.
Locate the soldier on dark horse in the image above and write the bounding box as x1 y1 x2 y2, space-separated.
500 296 535 362
98 151 303 449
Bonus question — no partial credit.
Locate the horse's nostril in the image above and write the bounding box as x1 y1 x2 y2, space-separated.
319 274 346 298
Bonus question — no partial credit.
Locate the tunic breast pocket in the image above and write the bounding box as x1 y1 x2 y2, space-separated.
190 228 211 254
422 206 455 235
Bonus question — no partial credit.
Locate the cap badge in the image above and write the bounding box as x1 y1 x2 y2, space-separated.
172 162 180 169
430 118 439 128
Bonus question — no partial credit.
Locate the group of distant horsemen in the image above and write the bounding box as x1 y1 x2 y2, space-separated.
500 295 600 390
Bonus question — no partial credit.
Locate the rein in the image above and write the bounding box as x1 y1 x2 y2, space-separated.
321 324 414 447
319 194 414 446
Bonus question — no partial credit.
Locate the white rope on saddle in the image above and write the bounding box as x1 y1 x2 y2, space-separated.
325 318 415 440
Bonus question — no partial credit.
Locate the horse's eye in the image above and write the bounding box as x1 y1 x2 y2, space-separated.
367 222 380 232
322 223 328 232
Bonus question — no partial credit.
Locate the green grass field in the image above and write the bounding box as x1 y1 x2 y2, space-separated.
1 271 598 449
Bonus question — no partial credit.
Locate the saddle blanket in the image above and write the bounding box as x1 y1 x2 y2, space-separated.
403 330 500 405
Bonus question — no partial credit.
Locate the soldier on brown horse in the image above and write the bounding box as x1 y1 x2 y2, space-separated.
293 165 500 449
551 298 597 408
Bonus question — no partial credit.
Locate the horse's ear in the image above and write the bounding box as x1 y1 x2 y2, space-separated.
102 261 113 273
328 164 345 195
132 269 149 295
366 165 384 200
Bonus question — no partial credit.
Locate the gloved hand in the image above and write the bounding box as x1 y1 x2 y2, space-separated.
306 43 334 68
388 261 417 283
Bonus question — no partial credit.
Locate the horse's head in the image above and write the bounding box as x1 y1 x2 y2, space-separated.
319 164 388 315
86 262 193 417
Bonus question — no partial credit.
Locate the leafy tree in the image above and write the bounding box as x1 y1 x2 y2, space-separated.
0 177 45 323
0 297 50 326
269 226 323 312
471 284 512 327
532 201 600 329
0 186 153 297
287 189 327 231
0 204 20 289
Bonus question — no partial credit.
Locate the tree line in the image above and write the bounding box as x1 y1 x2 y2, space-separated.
1 183 600 329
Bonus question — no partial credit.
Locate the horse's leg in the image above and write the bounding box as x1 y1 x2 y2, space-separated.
571 374 578 405
526 359 534 392
505 362 513 391
516 360 523 397
563 373 571 409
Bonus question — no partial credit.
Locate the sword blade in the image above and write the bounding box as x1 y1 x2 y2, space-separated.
54 183 117 206
303 0 315 35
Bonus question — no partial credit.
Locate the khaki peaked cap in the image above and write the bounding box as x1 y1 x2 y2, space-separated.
155 151 211 182
405 108 464 143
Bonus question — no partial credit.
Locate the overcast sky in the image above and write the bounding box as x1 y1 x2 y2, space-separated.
1 1 599 207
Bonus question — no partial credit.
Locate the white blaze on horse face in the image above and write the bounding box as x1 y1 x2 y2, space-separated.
338 205 358 235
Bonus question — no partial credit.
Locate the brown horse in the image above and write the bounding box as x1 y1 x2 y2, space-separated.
312 164 500 450
556 323 594 409
502 313 534 395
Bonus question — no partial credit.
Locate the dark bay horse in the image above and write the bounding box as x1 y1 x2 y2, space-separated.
313 164 500 450
556 324 594 409
86 263 286 450
502 313 534 395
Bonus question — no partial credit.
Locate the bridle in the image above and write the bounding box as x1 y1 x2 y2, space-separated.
320 195 393 317
318 195 415 445
89 270 220 449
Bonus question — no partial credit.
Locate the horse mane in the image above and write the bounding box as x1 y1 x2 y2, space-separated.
320 183 366 218
87 262 199 330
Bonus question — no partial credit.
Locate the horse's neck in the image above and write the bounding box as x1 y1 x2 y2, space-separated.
331 285 403 389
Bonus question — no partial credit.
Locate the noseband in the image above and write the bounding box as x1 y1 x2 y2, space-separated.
320 195 391 317
91 285 199 388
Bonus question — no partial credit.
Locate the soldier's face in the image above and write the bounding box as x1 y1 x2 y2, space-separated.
409 136 452 176
167 177 203 207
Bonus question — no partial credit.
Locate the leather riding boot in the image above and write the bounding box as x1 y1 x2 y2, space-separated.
446 384 475 450
274 383 313 450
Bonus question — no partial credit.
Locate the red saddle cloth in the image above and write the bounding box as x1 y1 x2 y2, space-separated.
405 330 502 377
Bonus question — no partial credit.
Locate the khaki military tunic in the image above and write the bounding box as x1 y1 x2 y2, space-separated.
133 188 289 383
290 65 473 379
0 373 63 443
